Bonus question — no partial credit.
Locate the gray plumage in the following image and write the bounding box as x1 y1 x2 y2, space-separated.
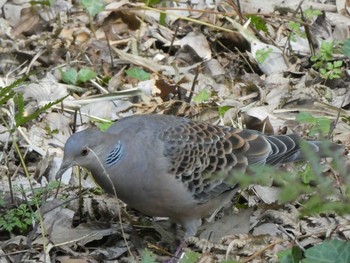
56 114 340 236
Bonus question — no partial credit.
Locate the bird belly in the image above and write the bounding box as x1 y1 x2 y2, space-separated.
118 176 198 218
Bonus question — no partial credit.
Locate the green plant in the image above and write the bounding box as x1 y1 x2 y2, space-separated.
1 75 68 128
303 9 323 19
14 93 68 127
287 21 306 41
247 15 268 33
179 251 201 263
30 0 55 7
30 180 61 206
61 67 97 85
140 249 157 263
95 120 114 132
0 75 29 107
125 67 151 81
319 61 343 80
0 180 61 233
311 41 335 63
255 47 273 64
278 240 350 263
192 89 211 103
310 41 344 82
80 0 104 17
296 111 332 137
284 11 344 82
0 204 36 232
80 0 105 34
286 9 321 43
218 106 231 116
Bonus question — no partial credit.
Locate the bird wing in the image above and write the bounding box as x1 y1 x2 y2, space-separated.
158 120 278 203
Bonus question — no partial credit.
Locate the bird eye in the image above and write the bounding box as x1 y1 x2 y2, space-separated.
81 147 89 156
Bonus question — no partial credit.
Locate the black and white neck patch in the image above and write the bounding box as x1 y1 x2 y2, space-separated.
105 141 124 166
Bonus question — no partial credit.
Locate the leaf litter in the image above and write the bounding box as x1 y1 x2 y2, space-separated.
0 0 350 262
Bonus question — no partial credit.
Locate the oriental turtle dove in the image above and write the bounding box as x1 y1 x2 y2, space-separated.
56 114 340 236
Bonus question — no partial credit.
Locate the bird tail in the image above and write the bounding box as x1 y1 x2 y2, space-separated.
294 140 344 161
266 134 343 165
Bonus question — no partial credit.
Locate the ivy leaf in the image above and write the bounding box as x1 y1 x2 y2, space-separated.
303 240 350 263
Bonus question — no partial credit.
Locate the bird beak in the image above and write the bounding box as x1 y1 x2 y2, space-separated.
56 159 74 180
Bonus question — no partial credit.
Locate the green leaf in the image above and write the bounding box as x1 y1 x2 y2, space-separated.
278 246 303 263
159 2 166 26
304 9 322 20
125 67 151 81
278 181 311 203
0 75 31 107
229 165 277 188
333 60 343 68
14 93 25 125
288 21 300 31
296 112 331 136
78 68 97 83
255 47 273 64
308 117 331 137
179 251 201 263
319 68 328 79
96 121 114 132
303 240 350 263
140 249 157 263
310 55 318 62
317 117 331 134
81 0 104 17
192 89 211 103
30 0 53 6
15 94 69 127
144 0 162 6
218 106 231 116
326 62 334 70
328 70 341 79
287 21 306 39
62 68 78 85
296 112 316 125
298 164 316 184
319 41 334 61
247 15 268 32
0 203 35 233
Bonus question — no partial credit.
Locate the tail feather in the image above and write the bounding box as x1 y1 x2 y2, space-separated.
265 134 342 165
297 140 344 160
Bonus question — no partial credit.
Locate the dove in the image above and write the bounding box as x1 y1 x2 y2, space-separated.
56 114 341 237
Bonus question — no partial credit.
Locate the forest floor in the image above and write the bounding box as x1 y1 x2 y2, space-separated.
1 0 350 262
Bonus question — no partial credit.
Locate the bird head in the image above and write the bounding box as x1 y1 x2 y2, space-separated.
56 128 107 179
